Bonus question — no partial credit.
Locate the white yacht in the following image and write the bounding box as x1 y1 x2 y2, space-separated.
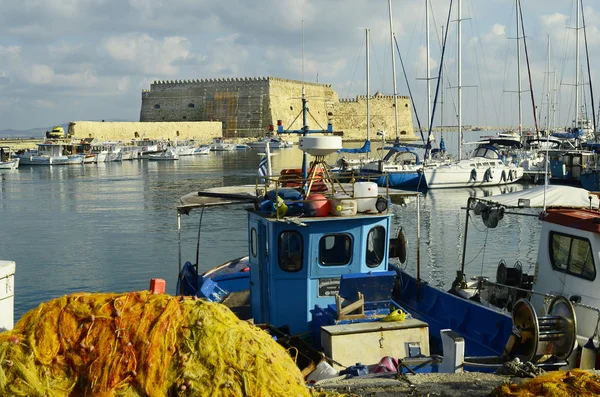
422 145 524 189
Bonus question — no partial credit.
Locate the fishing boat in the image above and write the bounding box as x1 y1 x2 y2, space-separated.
17 141 83 165
209 138 236 151
433 185 600 369
175 130 582 377
192 146 211 155
0 146 19 170
246 136 293 149
147 147 179 161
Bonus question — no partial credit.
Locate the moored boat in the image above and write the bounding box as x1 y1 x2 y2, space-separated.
0 146 19 170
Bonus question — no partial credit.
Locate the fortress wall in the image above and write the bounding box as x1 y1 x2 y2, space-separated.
267 78 338 135
334 95 415 141
68 121 223 142
140 77 272 138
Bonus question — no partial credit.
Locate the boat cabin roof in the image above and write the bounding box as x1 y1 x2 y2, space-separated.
542 208 600 234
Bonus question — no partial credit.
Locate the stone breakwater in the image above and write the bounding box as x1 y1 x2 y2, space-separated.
67 121 223 142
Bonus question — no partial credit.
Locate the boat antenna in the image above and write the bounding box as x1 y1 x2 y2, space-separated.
388 0 400 142
301 19 309 181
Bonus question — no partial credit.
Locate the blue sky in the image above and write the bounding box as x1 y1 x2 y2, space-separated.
0 0 597 131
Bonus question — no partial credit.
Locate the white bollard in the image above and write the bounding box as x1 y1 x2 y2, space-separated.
440 329 465 373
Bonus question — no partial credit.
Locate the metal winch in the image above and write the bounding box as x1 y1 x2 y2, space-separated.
507 296 577 363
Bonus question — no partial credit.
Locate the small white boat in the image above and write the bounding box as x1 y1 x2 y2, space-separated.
247 136 293 149
0 147 19 169
148 148 179 161
18 142 83 165
193 146 211 155
209 138 236 151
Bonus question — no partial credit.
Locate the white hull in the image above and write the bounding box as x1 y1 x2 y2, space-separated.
148 149 179 161
247 140 293 149
423 158 524 189
175 146 196 156
193 147 211 155
19 154 83 165
210 144 236 151
0 158 19 169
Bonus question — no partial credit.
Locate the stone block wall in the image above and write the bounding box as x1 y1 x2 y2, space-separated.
67 121 223 142
140 77 270 138
334 94 414 141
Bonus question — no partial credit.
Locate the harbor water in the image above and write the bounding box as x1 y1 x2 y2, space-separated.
0 144 540 322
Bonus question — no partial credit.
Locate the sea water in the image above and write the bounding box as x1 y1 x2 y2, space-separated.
0 140 540 322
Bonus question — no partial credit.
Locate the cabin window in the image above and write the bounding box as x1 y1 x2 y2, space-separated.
154 104 160 109
319 234 352 266
250 228 258 257
278 231 303 272
366 226 386 268
549 232 595 281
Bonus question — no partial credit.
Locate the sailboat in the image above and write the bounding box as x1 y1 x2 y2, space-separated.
421 0 524 189
334 28 373 172
358 0 442 189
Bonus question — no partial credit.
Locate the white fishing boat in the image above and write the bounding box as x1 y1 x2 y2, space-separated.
192 146 211 155
246 136 293 149
148 147 179 161
173 140 196 156
0 147 20 169
120 145 141 160
209 138 236 151
18 142 83 165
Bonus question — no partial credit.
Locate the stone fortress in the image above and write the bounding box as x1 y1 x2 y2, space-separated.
68 77 415 143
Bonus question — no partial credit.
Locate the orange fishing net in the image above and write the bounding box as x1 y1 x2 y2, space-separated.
492 369 600 397
0 291 316 396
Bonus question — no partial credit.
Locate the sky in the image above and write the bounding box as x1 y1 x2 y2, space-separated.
0 0 597 131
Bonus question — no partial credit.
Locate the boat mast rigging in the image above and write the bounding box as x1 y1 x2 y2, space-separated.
388 0 400 142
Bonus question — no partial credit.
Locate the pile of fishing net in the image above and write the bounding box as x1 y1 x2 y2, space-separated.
0 291 327 397
492 369 600 396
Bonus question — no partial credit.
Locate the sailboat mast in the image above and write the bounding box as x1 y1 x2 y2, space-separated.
546 35 551 133
440 24 445 135
516 0 522 136
457 0 462 160
575 0 580 129
388 0 400 141
426 0 431 130
366 28 371 142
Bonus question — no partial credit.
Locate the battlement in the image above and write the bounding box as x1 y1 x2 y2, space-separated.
149 76 331 88
339 94 411 102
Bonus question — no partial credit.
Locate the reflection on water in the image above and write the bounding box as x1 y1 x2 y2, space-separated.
0 150 540 320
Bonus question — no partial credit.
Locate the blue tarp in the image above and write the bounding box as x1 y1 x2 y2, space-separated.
551 129 584 140
337 140 371 154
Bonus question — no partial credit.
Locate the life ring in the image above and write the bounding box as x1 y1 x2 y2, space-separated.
142 146 148 152
470 168 477 182
483 168 493 182
500 170 507 182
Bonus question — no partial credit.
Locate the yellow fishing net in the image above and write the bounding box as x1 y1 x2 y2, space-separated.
0 291 331 397
492 369 600 397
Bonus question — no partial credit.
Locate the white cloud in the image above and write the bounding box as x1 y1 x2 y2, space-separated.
103 33 196 76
